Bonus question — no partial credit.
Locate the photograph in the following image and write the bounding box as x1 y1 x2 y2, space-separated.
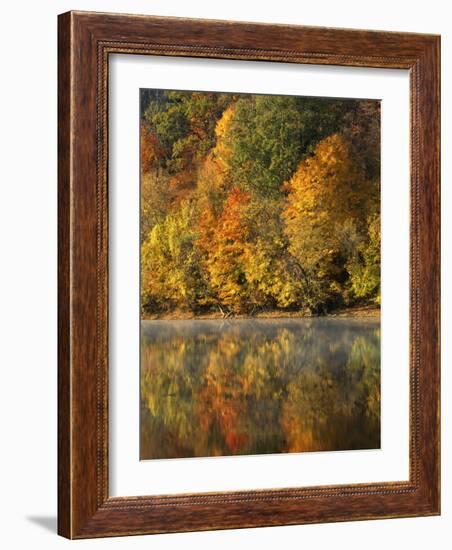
139 89 382 459
0 0 444 544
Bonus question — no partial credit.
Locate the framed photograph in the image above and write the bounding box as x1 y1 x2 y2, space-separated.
58 11 440 538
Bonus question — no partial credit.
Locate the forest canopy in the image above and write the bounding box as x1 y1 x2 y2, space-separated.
140 89 381 317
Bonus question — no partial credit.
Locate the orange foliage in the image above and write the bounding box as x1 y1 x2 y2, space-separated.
200 187 251 312
168 170 196 204
195 344 249 454
282 134 374 308
140 123 165 173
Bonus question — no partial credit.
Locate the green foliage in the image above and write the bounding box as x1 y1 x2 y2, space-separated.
139 89 381 316
295 97 358 156
143 91 232 173
144 97 188 160
222 95 304 196
346 213 381 303
343 100 381 181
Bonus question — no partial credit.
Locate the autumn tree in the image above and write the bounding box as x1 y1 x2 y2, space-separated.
144 91 232 173
140 171 171 242
200 187 251 313
240 199 304 310
346 212 381 303
283 133 376 311
140 88 381 316
141 201 206 312
140 123 166 173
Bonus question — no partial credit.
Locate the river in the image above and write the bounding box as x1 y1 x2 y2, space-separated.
140 318 380 459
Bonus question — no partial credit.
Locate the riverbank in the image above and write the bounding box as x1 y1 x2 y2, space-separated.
141 304 380 321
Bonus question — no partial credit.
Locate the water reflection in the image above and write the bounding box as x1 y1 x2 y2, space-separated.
140 318 380 459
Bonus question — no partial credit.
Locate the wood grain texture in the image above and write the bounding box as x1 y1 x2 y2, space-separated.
57 11 72 538
57 10 440 539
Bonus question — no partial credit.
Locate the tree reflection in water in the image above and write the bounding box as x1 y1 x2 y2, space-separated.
140 319 380 459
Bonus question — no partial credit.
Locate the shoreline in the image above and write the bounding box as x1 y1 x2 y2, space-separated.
141 305 380 321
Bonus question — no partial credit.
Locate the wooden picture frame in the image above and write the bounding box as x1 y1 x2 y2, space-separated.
58 10 440 539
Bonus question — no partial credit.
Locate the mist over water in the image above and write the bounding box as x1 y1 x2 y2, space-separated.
140 318 380 460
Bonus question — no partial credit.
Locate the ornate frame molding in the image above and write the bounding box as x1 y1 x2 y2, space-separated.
58 11 440 538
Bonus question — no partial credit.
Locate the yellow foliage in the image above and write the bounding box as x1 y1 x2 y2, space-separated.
211 105 235 172
141 201 203 310
283 134 376 307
